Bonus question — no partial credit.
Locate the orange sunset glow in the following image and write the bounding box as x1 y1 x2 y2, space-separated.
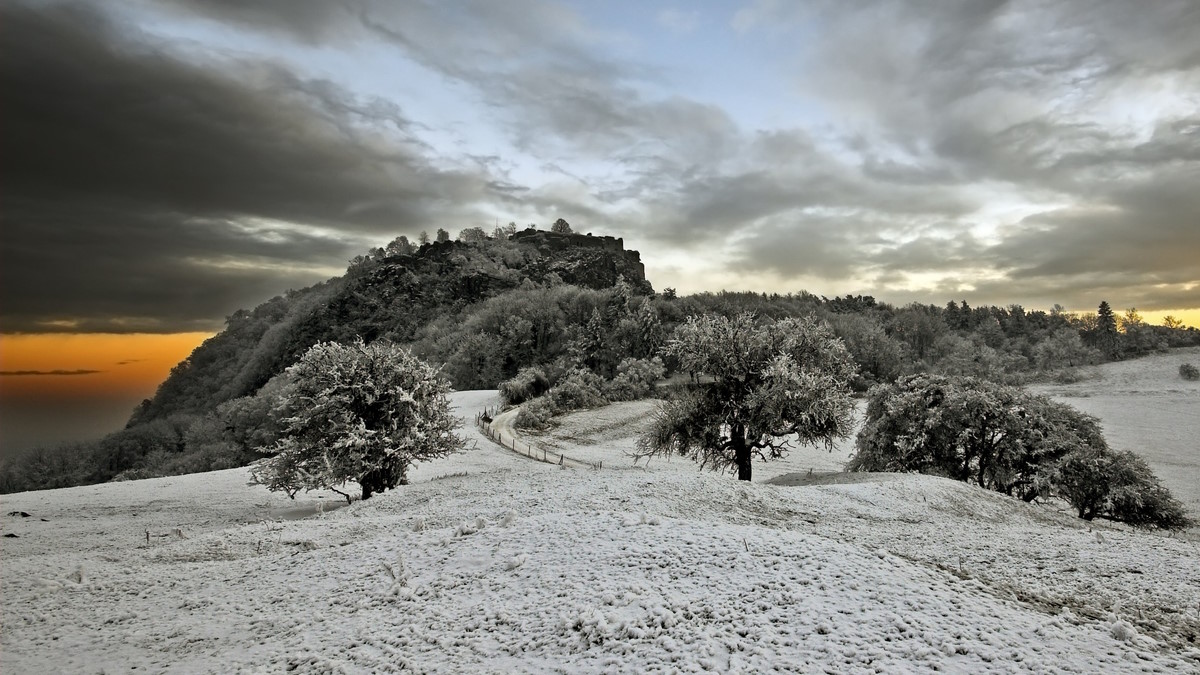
0 332 212 399
0 333 212 454
1138 310 1200 331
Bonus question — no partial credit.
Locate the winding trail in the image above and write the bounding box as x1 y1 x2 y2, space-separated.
480 404 604 469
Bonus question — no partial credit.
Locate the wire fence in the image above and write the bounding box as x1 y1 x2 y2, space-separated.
474 407 604 470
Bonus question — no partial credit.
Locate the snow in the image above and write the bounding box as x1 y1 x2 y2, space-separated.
508 399 861 477
1028 346 1200 517
3 389 1199 673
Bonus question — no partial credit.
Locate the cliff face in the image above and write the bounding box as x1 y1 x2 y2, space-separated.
509 229 649 294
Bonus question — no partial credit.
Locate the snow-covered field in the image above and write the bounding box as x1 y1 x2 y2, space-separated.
3 389 1199 673
1029 346 1200 518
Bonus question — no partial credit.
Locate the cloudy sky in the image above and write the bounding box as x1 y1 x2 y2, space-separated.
2 0 1199 449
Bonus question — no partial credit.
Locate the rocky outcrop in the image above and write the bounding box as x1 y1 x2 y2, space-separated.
510 228 650 293
129 228 654 426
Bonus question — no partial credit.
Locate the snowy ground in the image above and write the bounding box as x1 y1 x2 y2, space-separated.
519 399 861 478
3 390 1200 673
1028 346 1200 518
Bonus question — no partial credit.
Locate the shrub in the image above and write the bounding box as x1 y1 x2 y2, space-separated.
155 441 246 476
548 368 608 411
604 357 665 401
1180 363 1199 380
499 367 551 405
849 375 1056 496
850 373 1191 528
514 396 557 430
1103 451 1192 528
1051 445 1115 521
251 340 464 502
1052 447 1192 529
511 367 614 430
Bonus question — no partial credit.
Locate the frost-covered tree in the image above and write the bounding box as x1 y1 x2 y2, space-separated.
1033 328 1099 370
1052 446 1191 528
850 374 1191 528
826 312 903 390
384 235 414 256
251 340 464 502
636 313 856 481
457 226 488 243
491 222 518 240
849 375 1080 499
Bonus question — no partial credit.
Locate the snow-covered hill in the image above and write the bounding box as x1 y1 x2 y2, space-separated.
3 390 1198 673
1029 345 1200 517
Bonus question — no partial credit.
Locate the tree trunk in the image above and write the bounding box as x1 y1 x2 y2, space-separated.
732 425 752 482
361 469 382 500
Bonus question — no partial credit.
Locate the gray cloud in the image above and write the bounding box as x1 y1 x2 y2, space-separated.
0 0 500 332
720 0 1200 309
3 0 1198 335
151 0 359 43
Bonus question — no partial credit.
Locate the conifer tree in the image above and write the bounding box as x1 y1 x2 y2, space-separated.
1094 301 1121 359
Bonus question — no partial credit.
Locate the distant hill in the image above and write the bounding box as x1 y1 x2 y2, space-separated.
128 229 652 427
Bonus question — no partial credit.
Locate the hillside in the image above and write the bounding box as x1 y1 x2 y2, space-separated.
1028 345 1200 517
6 226 1198 499
129 230 651 427
2 391 1198 673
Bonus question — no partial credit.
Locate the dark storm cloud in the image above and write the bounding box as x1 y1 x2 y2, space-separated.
134 0 984 271
0 1 496 333
5 0 1199 333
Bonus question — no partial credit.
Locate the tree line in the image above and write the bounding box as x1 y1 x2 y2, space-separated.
1 226 1196 501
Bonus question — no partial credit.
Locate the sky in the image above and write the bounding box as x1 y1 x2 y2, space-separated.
2 0 1199 452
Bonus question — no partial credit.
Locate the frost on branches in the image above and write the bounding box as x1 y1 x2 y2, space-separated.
637 313 856 481
849 374 1191 529
251 340 464 502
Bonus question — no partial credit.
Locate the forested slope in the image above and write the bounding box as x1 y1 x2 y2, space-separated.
129 230 651 426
